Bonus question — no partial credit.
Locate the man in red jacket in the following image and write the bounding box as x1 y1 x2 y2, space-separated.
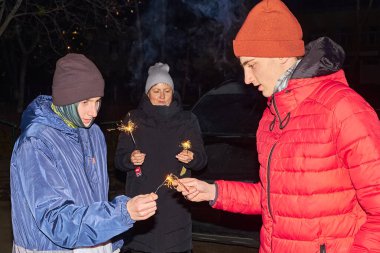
177 0 380 252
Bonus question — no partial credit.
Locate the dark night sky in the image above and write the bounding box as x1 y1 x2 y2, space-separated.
0 0 379 116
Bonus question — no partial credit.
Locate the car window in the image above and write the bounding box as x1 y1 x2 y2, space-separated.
192 83 265 136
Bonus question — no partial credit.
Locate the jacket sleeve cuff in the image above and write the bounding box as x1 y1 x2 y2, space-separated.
209 182 218 206
115 195 136 225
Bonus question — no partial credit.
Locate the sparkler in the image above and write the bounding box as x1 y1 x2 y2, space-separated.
181 140 192 154
179 140 192 176
108 119 137 146
107 115 142 177
154 173 189 193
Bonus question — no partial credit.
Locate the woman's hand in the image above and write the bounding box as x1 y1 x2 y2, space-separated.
176 150 194 164
130 150 146 166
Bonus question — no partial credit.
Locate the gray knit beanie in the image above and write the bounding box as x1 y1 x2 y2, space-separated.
145 62 174 93
52 53 104 106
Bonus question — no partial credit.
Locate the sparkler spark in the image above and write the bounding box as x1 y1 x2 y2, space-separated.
155 173 189 193
119 120 136 133
181 140 192 151
107 119 137 146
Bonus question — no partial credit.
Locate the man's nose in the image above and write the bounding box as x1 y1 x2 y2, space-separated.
244 69 253 85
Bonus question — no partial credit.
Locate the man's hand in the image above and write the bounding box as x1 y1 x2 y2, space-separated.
130 150 146 166
176 150 194 164
176 178 216 202
127 193 158 221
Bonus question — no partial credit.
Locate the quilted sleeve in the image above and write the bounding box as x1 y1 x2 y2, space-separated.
334 93 380 252
212 180 262 214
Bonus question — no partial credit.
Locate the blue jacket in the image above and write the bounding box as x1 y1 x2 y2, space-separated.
10 95 134 251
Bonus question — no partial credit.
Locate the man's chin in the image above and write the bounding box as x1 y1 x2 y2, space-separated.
82 119 94 127
262 91 272 98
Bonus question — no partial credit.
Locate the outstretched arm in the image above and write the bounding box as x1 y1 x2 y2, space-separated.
177 178 262 215
176 177 216 202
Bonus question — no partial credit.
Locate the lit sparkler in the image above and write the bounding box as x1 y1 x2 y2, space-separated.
108 119 137 146
181 140 192 153
179 140 192 176
155 173 189 193
108 115 141 177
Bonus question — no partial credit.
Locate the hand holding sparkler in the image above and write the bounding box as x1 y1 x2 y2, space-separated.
131 150 146 166
181 140 191 153
175 178 217 203
176 140 194 164
155 173 189 194
108 117 144 177
127 193 158 220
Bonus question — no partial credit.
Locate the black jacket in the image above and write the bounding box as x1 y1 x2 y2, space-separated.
114 92 207 252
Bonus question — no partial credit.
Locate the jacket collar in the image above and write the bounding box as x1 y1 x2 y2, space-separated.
267 37 348 130
269 70 348 118
139 92 182 122
21 95 91 140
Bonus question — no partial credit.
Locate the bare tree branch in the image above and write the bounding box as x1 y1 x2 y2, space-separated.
1 0 139 109
0 0 23 37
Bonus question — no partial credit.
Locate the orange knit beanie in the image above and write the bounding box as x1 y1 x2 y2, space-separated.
233 0 304 57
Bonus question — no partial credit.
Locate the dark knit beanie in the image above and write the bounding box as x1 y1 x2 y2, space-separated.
233 0 304 57
145 62 174 94
52 53 104 106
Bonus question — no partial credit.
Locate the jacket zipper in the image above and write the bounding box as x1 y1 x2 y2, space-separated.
267 142 277 218
320 244 326 253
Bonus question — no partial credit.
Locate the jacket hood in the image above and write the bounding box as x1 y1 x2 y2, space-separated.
20 95 77 136
266 37 348 131
292 37 345 79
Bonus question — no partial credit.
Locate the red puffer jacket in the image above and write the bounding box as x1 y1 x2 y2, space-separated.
213 38 380 253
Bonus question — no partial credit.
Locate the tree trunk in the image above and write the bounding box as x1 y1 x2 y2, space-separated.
0 40 19 101
0 0 23 37
17 53 28 113
134 1 144 97
159 0 167 59
15 24 39 112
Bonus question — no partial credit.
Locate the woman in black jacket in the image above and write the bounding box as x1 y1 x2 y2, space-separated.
114 62 207 253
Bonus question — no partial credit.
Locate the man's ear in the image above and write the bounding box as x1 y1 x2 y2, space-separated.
279 57 297 68
278 57 289 64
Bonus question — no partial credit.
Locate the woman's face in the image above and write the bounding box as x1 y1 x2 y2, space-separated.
147 83 173 106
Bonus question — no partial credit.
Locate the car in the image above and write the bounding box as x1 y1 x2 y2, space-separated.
190 80 266 248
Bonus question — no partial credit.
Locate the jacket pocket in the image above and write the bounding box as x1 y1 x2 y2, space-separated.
320 244 326 253
84 156 99 184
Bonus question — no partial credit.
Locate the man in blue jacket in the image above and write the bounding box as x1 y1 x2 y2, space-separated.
10 53 158 253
